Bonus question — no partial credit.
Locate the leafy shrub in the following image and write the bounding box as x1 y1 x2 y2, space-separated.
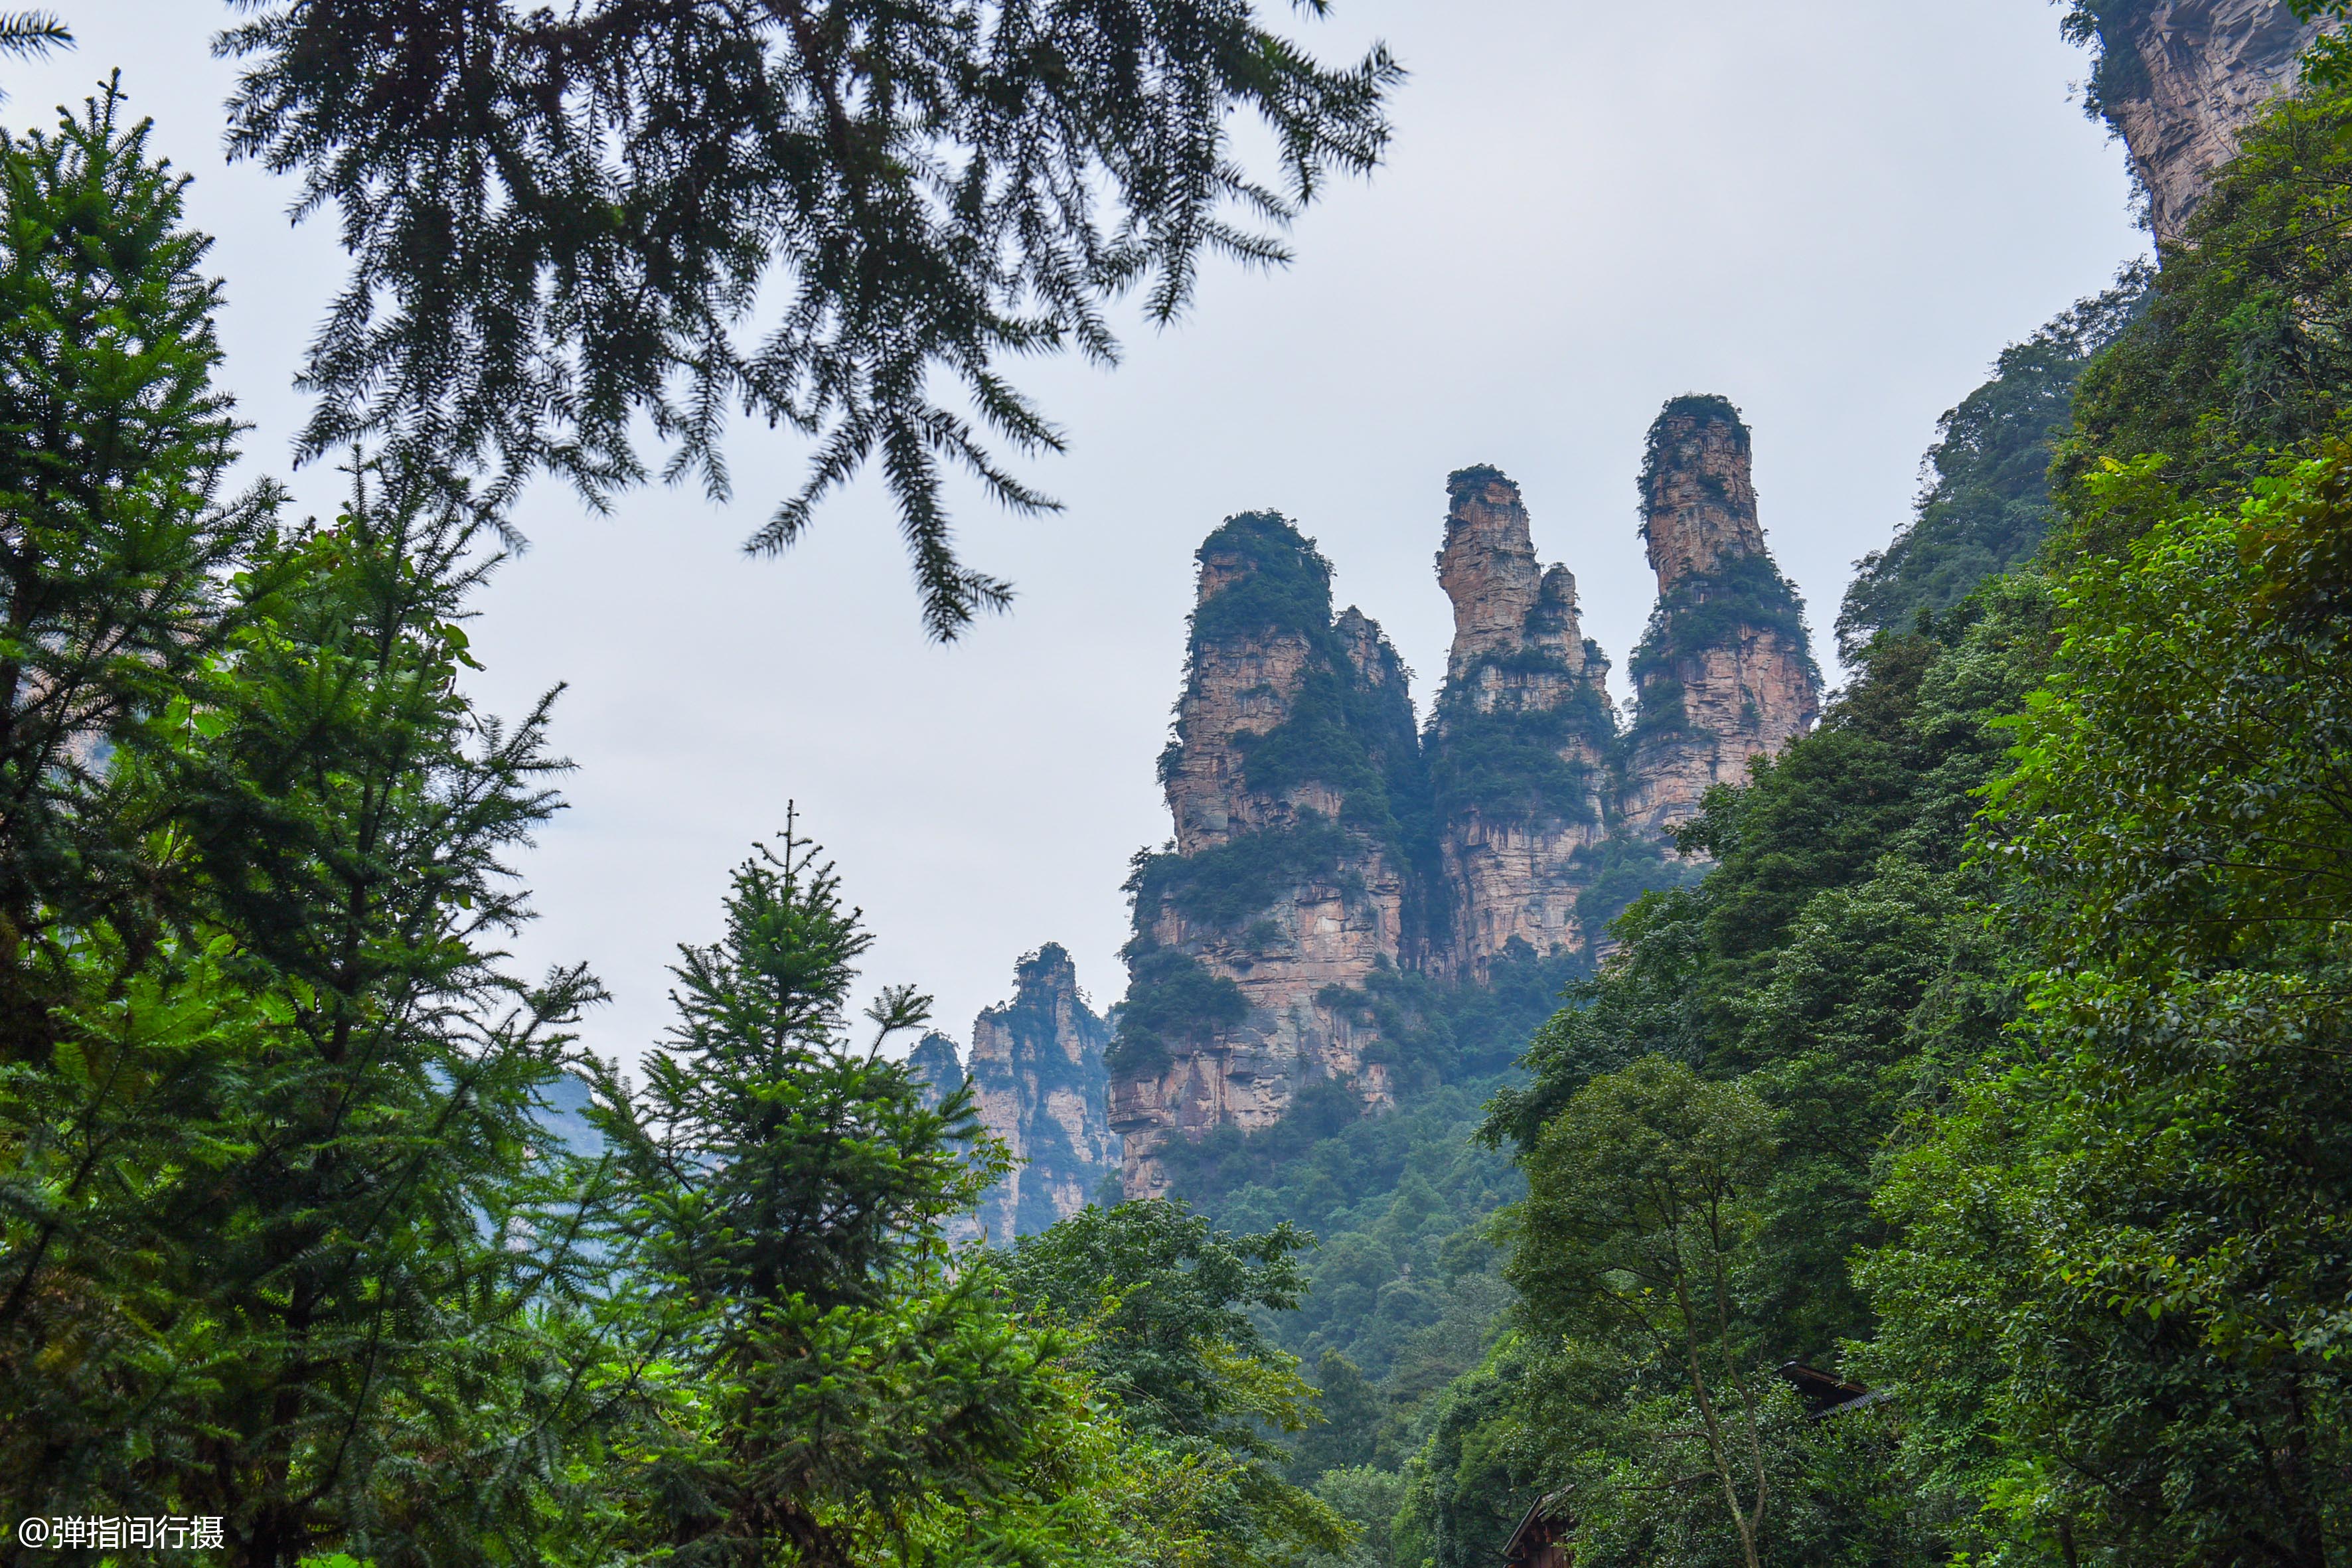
1567 835 1703 949
1626 552 1818 724
1129 818 1361 931
1105 943 1249 1077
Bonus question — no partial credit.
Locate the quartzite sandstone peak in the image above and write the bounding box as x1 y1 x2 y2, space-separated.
959 944 1119 1239
1429 466 1619 976
1106 414 1825 1197
2086 0 2327 244
1109 513 1412 1200
1622 397 1822 839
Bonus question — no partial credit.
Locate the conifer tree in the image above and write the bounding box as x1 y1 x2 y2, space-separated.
212 0 1401 638
0 82 275 1037
591 820 1068 1565
1 457 608 1566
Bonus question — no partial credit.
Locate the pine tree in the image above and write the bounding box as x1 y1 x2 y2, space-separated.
0 82 274 1039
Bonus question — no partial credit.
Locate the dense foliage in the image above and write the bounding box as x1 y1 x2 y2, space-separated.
1624 552 1817 738
1836 275 2144 659
211 1 1399 639
1864 445 2352 1565
1425 684 1613 830
0 91 1370 1568
2059 76 2352 514
1005 1201 1353 1567
18 12 2352 1568
0 95 605 1563
1361 49 2352 1568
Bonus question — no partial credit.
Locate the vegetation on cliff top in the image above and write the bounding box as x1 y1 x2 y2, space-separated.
1379 58 2352 1568
1188 511 1346 648
1836 273 2146 660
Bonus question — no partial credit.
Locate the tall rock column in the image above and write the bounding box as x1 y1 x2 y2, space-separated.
964 944 1119 1238
1107 512 1419 1200
1622 397 1822 839
1425 467 1620 975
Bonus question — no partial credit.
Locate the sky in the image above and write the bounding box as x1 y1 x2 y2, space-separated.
10 3 2150 1069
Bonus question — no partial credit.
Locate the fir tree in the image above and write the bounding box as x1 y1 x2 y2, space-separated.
590 818 1068 1565
212 0 1402 639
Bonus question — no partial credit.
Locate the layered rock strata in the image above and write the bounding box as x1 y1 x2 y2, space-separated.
1427 467 1620 977
1622 397 1822 839
2085 0 2327 244
1109 513 1413 1200
964 945 1119 1237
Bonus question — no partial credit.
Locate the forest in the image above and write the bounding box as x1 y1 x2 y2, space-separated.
5 2 2352 1567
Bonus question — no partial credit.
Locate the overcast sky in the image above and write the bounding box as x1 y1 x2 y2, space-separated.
13 3 2148 1069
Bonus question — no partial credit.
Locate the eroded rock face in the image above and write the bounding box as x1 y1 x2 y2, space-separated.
1110 514 1411 1199
906 1031 966 1115
1162 624 1323 854
1108 416 1826 1197
964 944 1118 1238
1640 404 1770 593
1622 398 1821 840
1111 858 1400 1200
2092 0 2324 245
1428 468 1619 977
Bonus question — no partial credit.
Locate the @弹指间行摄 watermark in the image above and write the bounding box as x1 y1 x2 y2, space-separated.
15 1516 226 1551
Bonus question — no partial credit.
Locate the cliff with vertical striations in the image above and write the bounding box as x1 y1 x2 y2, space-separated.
2074 0 2327 245
1425 466 1619 976
1622 396 1822 840
1105 407 1826 1198
963 944 1119 1238
1107 513 1419 1200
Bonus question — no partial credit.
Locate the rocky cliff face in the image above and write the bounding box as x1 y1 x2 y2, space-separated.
965 944 1119 1237
1622 397 1822 840
1109 513 1415 1200
2083 0 2325 244
1427 467 1619 977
